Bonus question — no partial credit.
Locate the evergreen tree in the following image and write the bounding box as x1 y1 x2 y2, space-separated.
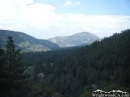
5 36 30 97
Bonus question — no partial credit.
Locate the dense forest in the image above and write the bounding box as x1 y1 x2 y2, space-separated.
0 29 130 97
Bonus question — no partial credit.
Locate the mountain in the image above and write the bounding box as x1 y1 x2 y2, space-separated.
48 32 100 47
0 30 60 52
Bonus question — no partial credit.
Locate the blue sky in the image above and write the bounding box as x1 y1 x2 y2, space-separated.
0 0 130 39
37 0 130 15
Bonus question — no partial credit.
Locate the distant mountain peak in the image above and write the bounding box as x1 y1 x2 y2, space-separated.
48 32 100 47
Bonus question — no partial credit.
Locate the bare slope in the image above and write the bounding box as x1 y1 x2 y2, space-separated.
48 32 100 47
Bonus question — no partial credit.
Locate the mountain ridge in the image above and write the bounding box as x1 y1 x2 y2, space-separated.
0 30 60 52
0 30 100 51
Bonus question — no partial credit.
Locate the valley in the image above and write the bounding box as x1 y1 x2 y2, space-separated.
0 29 130 97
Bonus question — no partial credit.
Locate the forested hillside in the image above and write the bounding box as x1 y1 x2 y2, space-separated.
0 30 60 52
22 29 130 97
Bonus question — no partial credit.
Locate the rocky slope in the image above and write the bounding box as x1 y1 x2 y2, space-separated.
48 32 100 47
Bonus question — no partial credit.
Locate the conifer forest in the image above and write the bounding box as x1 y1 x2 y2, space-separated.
0 29 130 97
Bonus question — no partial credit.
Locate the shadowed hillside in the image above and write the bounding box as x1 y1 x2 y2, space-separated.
0 30 60 52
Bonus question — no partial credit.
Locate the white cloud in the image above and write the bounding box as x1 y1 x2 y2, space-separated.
59 14 130 37
63 0 80 7
20 3 62 28
0 0 130 39
63 0 72 7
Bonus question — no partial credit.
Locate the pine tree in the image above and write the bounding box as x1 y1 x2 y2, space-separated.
5 36 30 97
6 36 15 72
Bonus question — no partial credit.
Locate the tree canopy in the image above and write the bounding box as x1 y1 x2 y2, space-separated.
22 29 130 97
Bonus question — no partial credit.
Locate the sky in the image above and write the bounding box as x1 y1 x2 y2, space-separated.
0 0 130 39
